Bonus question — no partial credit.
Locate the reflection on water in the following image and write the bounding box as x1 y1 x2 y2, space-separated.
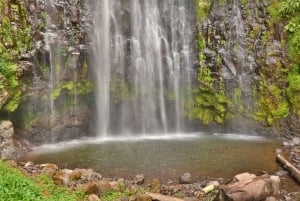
19 133 281 182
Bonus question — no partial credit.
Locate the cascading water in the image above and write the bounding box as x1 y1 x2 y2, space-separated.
87 0 197 136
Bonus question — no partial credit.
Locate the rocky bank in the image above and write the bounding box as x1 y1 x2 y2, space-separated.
4 159 297 201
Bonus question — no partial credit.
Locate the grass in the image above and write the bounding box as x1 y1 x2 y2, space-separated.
0 160 86 201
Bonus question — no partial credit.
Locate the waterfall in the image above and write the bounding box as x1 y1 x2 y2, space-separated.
88 0 197 136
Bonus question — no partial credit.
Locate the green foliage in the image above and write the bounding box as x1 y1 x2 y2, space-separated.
0 160 43 200
268 0 282 23
51 79 94 100
280 0 300 15
285 17 300 58
255 79 289 125
278 0 300 118
0 1 31 112
196 0 210 22
35 174 85 201
287 65 300 115
0 160 85 201
110 79 134 103
186 67 232 125
0 57 18 88
197 32 206 51
3 90 21 112
99 191 127 201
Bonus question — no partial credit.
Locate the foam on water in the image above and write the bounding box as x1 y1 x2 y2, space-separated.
32 132 270 153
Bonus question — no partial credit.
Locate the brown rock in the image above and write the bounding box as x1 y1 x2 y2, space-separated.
109 181 119 190
70 170 82 180
83 182 100 195
183 198 198 201
82 181 112 195
97 180 113 194
53 170 70 185
40 163 59 170
233 172 256 182
135 193 152 201
220 174 280 201
88 194 100 201
265 197 277 201
146 192 184 201
150 179 160 188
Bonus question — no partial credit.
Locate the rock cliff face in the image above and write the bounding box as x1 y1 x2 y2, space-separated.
0 0 94 145
0 0 299 150
10 0 94 145
0 121 17 159
196 0 298 136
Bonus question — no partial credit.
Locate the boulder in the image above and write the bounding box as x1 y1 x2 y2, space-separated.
220 173 280 201
146 192 184 201
74 168 102 181
82 181 112 195
134 174 145 185
179 173 192 184
0 121 17 159
135 193 152 201
233 172 256 182
88 194 100 201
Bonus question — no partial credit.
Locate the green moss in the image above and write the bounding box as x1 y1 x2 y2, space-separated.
186 67 232 125
0 1 31 112
3 90 21 112
197 32 206 51
110 79 134 103
287 65 300 115
195 0 210 22
51 79 94 100
255 80 289 125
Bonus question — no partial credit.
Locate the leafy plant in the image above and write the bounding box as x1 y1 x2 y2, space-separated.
0 160 86 201
186 67 232 125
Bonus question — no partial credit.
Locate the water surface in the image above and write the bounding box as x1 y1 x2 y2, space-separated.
19 133 281 182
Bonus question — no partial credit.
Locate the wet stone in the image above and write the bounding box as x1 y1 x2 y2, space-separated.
179 173 192 184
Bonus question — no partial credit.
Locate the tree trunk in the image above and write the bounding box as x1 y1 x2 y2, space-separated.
276 154 300 183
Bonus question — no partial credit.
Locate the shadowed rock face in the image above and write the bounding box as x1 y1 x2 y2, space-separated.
0 121 17 159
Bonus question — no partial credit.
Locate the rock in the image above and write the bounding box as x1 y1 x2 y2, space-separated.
75 168 102 181
179 173 192 184
6 160 17 168
233 172 256 182
40 163 59 170
70 169 82 180
121 197 130 201
88 194 100 201
41 163 59 178
53 170 70 185
150 178 160 189
83 182 100 195
82 180 112 195
275 169 288 177
292 137 300 145
183 197 198 201
135 193 152 201
265 197 277 201
24 161 34 169
146 192 184 201
207 180 220 187
109 181 119 190
97 180 113 194
42 166 57 178
220 174 280 201
134 174 145 185
0 121 17 159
